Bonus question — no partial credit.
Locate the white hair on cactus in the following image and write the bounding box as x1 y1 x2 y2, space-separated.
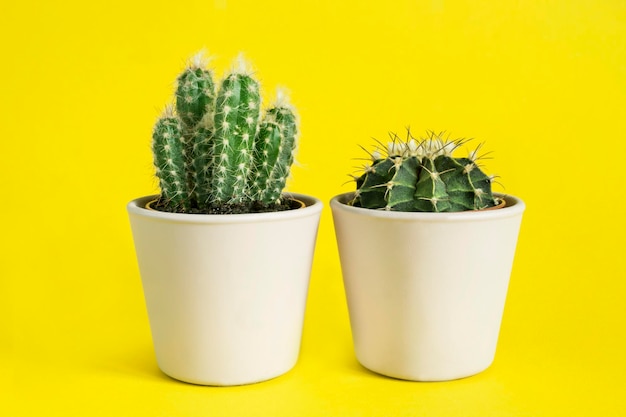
442 140 456 156
273 86 293 109
162 104 175 118
419 138 451 159
272 85 301 158
387 141 404 156
188 49 212 69
198 110 215 130
273 86 300 133
231 52 254 75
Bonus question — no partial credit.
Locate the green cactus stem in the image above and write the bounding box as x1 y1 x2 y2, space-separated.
211 56 261 204
152 106 190 211
174 52 216 205
249 120 283 202
260 91 299 204
175 52 216 130
189 123 214 207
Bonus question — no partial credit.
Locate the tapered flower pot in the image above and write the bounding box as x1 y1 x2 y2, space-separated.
127 193 322 386
331 192 525 381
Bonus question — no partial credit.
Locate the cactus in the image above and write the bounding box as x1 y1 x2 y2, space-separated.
151 52 299 213
151 106 190 212
249 120 283 202
211 58 261 204
171 53 217 207
250 90 299 204
352 131 499 212
175 54 216 130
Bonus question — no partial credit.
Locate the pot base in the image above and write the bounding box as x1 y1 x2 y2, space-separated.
159 359 297 386
357 356 494 382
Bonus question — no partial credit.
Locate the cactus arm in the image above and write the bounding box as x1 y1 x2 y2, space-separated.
189 125 214 208
175 53 216 130
152 107 190 211
174 55 216 208
261 92 299 203
211 62 261 204
249 121 283 202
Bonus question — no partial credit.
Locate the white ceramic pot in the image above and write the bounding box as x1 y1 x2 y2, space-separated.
127 193 322 386
331 193 525 381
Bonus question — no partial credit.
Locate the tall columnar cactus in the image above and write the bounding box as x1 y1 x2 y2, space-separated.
152 106 190 212
174 53 216 207
264 96 299 203
352 132 498 212
151 52 299 213
249 119 283 202
250 90 299 204
211 59 261 204
175 55 216 129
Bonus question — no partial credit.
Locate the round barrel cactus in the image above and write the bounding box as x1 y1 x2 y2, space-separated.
351 131 499 212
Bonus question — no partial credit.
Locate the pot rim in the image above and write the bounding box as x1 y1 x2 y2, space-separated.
330 192 525 222
128 192 323 225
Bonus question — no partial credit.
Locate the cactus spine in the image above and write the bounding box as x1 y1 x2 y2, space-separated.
151 52 299 213
353 132 498 212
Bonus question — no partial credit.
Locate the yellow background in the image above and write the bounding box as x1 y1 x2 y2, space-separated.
2 0 625 415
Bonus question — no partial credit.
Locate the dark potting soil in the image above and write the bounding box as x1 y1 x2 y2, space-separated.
150 198 302 215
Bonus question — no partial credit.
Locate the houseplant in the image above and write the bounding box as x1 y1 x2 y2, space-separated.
331 131 525 381
127 52 322 386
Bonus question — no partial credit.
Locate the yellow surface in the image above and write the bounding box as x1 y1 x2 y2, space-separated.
2 1 625 415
